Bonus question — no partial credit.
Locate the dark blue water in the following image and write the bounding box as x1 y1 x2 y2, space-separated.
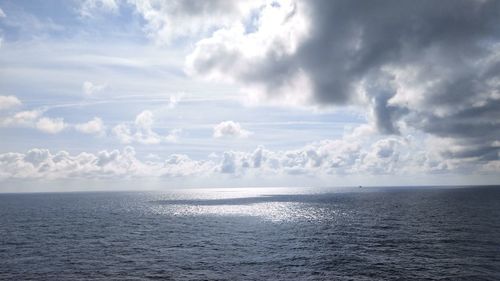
1 186 499 280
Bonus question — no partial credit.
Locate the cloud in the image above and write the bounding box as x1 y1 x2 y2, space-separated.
0 7 4 48
0 1 497 185
184 0 311 106
185 0 500 163
128 0 260 45
82 81 107 96
75 117 105 135
0 4 64 38
112 110 179 144
0 95 21 111
80 0 119 18
213 120 251 138
0 110 43 127
35 117 66 134
0 146 214 180
0 108 68 135
167 93 182 109
1 130 497 181
210 134 488 178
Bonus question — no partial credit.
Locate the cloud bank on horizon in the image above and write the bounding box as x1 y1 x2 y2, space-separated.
0 0 498 189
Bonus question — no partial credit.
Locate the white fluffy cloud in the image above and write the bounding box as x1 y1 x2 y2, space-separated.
185 0 311 106
35 117 66 134
0 95 21 110
0 146 214 180
213 121 251 138
128 0 261 45
212 135 491 178
0 96 94 136
82 81 107 96
1 131 496 181
0 108 73 135
75 117 105 135
0 110 43 127
0 95 65 134
113 110 179 144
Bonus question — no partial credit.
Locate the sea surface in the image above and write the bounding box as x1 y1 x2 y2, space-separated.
1 186 499 280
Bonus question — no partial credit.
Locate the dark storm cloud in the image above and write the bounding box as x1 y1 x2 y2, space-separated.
371 91 408 135
298 0 500 103
165 0 238 16
188 0 500 161
305 0 500 161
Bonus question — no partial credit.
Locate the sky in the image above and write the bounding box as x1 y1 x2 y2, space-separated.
0 0 499 192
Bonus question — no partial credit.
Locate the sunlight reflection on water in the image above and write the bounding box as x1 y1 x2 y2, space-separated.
147 187 350 222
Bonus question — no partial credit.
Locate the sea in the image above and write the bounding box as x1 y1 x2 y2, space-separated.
1 186 499 280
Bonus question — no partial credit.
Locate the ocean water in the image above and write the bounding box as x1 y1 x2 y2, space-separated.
1 186 499 280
